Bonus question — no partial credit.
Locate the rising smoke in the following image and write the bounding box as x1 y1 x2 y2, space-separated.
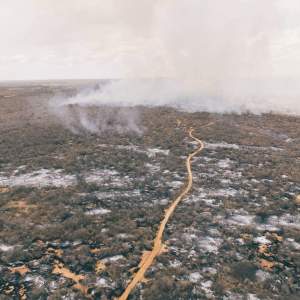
50 0 300 133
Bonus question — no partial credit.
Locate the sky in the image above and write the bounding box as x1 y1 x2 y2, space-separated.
0 0 300 81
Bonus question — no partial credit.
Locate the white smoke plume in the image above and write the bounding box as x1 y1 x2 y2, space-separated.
50 92 143 135
49 0 300 133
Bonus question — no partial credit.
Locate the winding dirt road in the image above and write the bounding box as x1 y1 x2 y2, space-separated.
119 125 211 300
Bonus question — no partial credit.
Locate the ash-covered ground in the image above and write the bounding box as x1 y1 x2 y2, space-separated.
0 82 299 300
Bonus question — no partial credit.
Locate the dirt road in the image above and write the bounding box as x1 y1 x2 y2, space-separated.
119 126 209 300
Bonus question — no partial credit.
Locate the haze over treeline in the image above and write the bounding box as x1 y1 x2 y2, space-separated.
1 1 300 115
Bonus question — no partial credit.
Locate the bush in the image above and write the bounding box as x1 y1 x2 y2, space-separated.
230 261 257 281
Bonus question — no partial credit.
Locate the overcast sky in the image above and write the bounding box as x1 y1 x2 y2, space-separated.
0 0 300 81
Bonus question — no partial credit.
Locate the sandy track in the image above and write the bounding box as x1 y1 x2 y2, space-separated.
119 125 211 300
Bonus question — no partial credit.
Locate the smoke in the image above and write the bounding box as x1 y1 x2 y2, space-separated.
50 92 143 135
50 0 300 134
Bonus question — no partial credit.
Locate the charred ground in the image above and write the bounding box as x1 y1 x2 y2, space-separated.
0 82 299 299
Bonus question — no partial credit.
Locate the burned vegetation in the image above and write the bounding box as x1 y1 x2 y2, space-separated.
0 82 299 299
